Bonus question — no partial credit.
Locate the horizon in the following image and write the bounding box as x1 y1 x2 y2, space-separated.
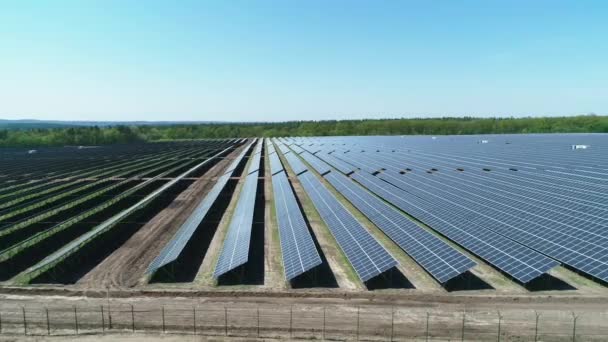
1 1 607 121
2 113 605 125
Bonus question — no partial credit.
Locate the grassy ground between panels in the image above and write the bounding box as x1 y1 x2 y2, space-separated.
275 142 361 290
264 141 286 289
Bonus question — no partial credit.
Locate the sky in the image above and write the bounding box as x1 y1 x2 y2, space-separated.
1 0 607 122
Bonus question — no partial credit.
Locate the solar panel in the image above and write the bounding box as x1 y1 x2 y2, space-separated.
147 143 253 274
272 171 322 280
378 170 608 283
32 143 237 276
224 140 256 175
351 171 558 283
283 151 308 176
278 143 292 155
213 171 259 278
300 152 332 176
287 135 608 284
324 172 476 283
316 152 357 175
269 152 284 175
213 140 262 278
296 171 398 282
290 145 305 154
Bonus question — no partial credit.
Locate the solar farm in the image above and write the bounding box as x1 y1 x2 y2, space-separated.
1 134 607 294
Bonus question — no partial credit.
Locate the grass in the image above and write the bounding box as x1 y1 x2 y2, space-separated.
277 142 361 288
265 141 286 286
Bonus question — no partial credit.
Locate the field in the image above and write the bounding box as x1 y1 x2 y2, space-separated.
1 134 607 340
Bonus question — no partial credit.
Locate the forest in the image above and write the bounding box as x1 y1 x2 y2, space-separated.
0 115 606 147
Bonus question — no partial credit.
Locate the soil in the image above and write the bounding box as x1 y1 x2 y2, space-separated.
1 291 608 341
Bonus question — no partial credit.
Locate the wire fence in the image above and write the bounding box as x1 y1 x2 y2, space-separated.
0 303 607 341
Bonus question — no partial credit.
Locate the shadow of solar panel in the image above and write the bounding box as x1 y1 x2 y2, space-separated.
296 172 397 282
272 171 322 280
324 172 476 284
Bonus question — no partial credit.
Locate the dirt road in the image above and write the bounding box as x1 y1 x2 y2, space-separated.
1 291 607 341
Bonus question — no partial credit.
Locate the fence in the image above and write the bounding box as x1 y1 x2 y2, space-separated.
0 303 606 341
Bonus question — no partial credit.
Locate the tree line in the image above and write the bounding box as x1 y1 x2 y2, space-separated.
0 115 606 147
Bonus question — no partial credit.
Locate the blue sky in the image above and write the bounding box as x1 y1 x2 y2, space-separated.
1 0 607 122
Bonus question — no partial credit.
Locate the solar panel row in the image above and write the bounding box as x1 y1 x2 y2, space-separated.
147 140 255 274
324 172 476 283
318 144 608 283
294 170 398 282
272 170 322 280
350 171 559 283
214 139 262 278
300 151 332 176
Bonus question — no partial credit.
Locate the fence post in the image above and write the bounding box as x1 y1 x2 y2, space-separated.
162 306 166 333
131 304 135 332
224 307 228 336
290 305 293 339
74 306 79 335
106 286 112 329
257 306 260 337
425 312 430 342
461 311 466 342
323 306 326 340
46 307 50 335
101 306 105 333
390 306 395 342
497 310 502 342
193 306 196 335
356 306 360 341
22 307 27 335
534 311 540 342
571 312 578 342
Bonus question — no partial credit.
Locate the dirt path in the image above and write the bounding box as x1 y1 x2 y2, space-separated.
1 292 607 341
76 145 246 289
